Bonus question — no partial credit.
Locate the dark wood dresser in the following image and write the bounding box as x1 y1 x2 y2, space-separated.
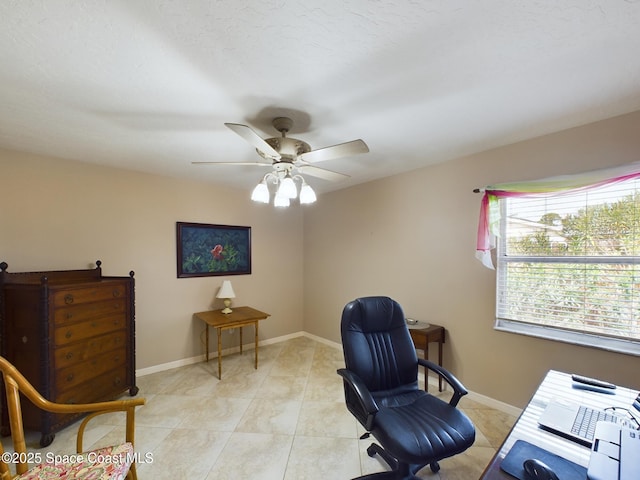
0 260 138 446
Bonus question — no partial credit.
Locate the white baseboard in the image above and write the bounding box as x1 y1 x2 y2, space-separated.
136 331 521 417
302 332 342 349
135 331 308 377
422 376 521 417
465 388 522 417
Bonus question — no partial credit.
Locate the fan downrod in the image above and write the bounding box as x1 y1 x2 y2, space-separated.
272 117 294 135
259 117 311 160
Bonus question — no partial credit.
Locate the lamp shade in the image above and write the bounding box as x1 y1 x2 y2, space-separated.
216 280 236 299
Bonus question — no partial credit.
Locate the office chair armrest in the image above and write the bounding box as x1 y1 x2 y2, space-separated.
418 359 468 407
337 368 379 430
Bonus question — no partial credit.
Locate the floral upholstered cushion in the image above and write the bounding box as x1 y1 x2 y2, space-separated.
16 442 133 480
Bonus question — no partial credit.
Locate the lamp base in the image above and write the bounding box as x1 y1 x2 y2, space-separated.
221 298 232 314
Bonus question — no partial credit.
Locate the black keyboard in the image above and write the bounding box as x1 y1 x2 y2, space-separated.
571 406 616 440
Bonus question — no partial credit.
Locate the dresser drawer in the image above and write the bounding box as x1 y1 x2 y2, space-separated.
54 330 127 369
53 299 125 326
55 366 128 406
56 365 128 405
56 349 126 393
51 366 129 429
52 283 126 308
53 314 126 346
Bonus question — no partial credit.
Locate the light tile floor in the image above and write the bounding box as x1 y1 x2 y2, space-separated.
5 336 517 479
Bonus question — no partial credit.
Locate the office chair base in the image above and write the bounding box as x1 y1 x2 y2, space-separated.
367 443 398 470
358 442 434 480
355 472 408 480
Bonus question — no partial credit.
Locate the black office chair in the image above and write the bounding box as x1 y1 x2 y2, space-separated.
337 296 475 480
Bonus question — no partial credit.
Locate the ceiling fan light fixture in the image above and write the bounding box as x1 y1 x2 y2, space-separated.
278 175 297 199
299 183 317 204
251 181 270 203
203 117 368 207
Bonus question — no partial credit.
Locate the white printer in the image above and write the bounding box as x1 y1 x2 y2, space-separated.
587 422 640 480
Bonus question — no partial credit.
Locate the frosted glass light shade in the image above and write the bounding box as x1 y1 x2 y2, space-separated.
278 176 297 199
251 182 270 203
299 184 317 204
274 194 290 207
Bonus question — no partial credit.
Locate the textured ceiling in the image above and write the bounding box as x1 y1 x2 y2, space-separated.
2 1 640 194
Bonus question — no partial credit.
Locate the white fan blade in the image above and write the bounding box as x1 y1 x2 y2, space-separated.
297 165 350 182
192 161 272 166
225 123 281 159
299 139 368 164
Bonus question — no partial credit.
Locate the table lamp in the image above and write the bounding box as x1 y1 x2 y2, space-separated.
216 280 236 314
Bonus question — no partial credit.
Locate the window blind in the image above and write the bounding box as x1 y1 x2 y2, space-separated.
496 178 640 345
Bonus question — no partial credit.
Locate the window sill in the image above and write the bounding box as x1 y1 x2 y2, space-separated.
494 319 640 357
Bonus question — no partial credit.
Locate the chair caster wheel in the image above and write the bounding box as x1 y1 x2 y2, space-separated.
430 461 440 473
367 445 377 457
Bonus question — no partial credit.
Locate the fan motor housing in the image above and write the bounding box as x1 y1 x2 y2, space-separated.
259 137 311 160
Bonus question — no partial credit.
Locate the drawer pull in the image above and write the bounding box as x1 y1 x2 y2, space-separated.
65 352 73 360
114 377 122 386
21 336 28 344
113 289 121 298
66 374 74 382
91 322 97 328
64 294 74 304
66 312 73 320
65 331 73 339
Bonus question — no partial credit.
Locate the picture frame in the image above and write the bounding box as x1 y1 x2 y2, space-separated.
176 222 251 278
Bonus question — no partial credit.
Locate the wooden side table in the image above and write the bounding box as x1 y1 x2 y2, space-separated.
408 323 445 392
194 306 270 379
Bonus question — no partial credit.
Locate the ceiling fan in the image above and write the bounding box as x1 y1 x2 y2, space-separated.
192 117 369 206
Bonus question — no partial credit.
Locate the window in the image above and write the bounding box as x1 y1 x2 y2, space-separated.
495 177 640 355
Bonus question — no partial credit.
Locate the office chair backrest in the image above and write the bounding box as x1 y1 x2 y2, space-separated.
341 296 419 393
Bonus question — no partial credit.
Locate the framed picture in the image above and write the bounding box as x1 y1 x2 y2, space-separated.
176 222 251 278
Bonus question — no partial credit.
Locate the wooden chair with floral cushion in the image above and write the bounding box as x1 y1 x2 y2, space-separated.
0 356 145 480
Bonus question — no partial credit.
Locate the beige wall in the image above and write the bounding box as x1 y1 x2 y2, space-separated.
0 150 304 370
3 110 640 408
304 110 640 408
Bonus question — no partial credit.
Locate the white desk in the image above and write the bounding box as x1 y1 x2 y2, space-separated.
481 370 639 479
